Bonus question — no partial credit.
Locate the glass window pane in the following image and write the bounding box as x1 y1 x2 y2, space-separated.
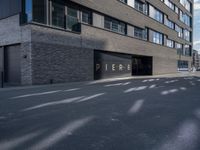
33 0 47 24
82 10 92 24
66 7 78 30
25 0 32 22
52 2 65 28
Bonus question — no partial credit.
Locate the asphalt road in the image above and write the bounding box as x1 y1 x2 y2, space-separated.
1 76 200 150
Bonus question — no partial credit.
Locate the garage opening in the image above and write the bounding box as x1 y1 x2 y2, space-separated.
132 56 153 76
94 50 153 80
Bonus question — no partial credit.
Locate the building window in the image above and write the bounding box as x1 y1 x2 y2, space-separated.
119 0 127 3
179 10 184 22
166 39 174 48
184 45 191 56
175 24 183 38
184 14 191 27
135 0 144 12
81 9 92 24
179 10 191 27
178 60 188 70
180 0 191 12
184 29 190 42
176 43 183 55
151 30 163 45
134 27 147 40
165 0 175 10
66 7 79 30
149 5 163 23
52 2 65 28
24 0 32 22
22 0 47 24
104 17 126 34
165 17 174 29
175 6 179 14
32 0 47 24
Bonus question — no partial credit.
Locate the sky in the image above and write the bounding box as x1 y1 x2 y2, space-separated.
194 0 200 51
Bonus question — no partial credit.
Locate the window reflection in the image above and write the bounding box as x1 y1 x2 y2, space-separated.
25 0 32 22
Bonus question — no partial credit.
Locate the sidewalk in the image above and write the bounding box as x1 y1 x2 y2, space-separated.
0 71 199 91
88 71 198 84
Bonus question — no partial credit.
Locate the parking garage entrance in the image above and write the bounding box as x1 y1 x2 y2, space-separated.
94 50 152 80
132 56 153 76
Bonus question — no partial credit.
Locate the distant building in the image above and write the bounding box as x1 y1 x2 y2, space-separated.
193 50 200 70
0 0 193 85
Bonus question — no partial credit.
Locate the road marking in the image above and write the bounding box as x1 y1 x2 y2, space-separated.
76 93 105 103
149 84 156 89
124 86 147 93
29 117 94 150
22 96 84 111
165 80 178 84
104 83 124 87
123 82 131 85
63 88 80 92
10 90 62 99
128 99 144 115
161 89 178 95
104 82 131 87
180 87 187 90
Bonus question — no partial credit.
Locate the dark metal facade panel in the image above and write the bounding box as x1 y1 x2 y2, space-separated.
94 51 132 80
0 0 22 19
4 45 21 85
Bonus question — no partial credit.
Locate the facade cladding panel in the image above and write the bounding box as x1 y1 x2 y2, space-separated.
4 45 21 85
0 0 22 19
94 51 132 80
0 0 194 85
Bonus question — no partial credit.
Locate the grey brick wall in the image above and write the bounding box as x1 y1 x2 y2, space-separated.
20 42 32 85
31 42 94 85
